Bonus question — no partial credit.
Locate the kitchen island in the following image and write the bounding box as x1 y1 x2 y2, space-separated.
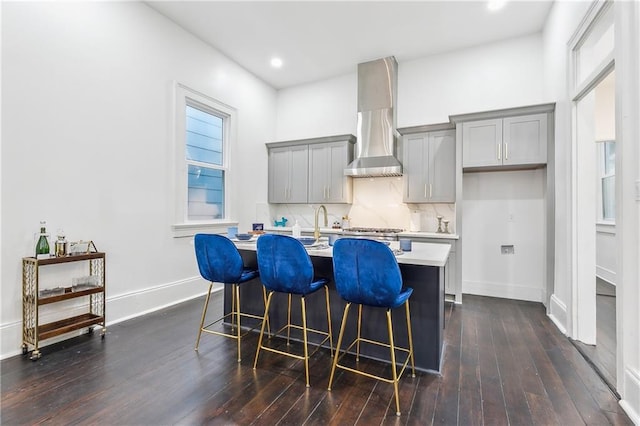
226 239 450 373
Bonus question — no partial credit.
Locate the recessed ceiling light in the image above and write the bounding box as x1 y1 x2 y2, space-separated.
270 57 283 68
487 0 507 11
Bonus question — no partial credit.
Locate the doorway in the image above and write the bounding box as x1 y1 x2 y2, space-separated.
572 70 617 391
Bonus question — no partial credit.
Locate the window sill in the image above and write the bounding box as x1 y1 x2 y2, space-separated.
596 222 616 234
172 221 238 238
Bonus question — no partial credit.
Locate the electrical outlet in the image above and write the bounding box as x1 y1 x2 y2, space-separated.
501 245 515 255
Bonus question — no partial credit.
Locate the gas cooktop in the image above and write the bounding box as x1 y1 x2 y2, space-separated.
343 227 404 234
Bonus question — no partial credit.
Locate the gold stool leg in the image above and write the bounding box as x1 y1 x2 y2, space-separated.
287 293 292 345
405 300 416 377
262 286 271 336
356 304 363 361
301 295 310 387
195 282 213 351
324 286 334 356
386 309 401 416
328 302 351 391
253 291 274 370
235 284 242 362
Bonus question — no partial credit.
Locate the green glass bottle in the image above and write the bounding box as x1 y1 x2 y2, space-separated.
35 221 50 258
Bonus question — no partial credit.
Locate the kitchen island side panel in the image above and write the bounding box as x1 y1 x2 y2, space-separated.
225 250 444 372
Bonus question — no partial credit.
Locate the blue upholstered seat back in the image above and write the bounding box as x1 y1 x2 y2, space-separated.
256 234 315 294
332 238 404 308
194 234 245 284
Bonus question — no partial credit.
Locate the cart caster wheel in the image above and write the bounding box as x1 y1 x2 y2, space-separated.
30 350 41 361
22 344 28 355
101 334 105 340
88 326 95 334
101 328 106 339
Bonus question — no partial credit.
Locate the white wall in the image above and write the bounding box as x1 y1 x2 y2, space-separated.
596 225 616 285
276 73 357 141
542 0 592 333
398 34 544 127
462 170 546 302
0 2 276 358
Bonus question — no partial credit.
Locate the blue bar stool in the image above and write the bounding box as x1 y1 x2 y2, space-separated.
194 234 269 362
253 234 333 387
328 238 416 416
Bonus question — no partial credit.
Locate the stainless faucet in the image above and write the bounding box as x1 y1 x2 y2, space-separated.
314 205 328 242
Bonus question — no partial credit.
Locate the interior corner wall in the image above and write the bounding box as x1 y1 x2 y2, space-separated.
542 0 592 334
0 2 277 359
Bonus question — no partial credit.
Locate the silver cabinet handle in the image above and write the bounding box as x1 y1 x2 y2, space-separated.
326 186 330 199
424 184 428 198
430 183 433 199
497 143 501 160
505 143 508 160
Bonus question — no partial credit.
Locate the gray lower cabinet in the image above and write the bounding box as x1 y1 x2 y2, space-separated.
268 145 309 203
462 113 547 169
403 129 455 203
267 134 355 204
308 141 353 203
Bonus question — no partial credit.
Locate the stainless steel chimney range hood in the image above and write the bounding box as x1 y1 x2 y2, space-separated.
344 56 402 177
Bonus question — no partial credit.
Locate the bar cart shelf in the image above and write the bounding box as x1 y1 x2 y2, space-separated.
22 252 106 360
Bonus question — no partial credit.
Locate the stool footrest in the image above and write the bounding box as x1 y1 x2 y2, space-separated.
333 337 413 384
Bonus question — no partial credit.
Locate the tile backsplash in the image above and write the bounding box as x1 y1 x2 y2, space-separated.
260 177 456 233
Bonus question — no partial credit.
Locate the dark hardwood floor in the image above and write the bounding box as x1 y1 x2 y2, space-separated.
1 293 632 425
573 279 617 392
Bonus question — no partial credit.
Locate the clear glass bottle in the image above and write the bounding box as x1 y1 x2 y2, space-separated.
35 221 50 259
55 229 67 257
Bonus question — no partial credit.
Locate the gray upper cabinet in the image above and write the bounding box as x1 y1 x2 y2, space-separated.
403 129 455 203
462 113 547 170
268 145 309 203
267 134 355 204
308 141 353 203
502 114 547 166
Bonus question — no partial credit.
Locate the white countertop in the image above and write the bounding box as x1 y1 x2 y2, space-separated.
233 237 451 268
263 226 458 240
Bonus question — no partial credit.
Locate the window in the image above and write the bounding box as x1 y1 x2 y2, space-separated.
598 140 615 222
186 105 225 220
173 83 236 235
574 2 614 91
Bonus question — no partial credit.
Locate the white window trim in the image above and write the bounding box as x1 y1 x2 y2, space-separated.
172 82 237 238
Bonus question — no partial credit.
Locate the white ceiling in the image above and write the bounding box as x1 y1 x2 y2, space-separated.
147 1 554 89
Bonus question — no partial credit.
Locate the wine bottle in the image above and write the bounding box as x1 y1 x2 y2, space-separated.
35 221 50 259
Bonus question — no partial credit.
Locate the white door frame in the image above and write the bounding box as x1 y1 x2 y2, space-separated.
568 0 614 345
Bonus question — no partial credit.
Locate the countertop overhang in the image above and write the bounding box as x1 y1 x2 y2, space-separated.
233 238 450 268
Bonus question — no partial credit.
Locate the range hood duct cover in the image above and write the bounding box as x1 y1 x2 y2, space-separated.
344 56 402 177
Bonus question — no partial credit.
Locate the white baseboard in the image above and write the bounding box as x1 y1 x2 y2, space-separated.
620 367 640 425
0 276 218 360
462 280 544 303
596 266 616 286
548 293 568 335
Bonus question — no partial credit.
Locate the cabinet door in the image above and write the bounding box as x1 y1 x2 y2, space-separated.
503 113 547 166
428 129 456 202
308 144 329 203
288 145 309 203
268 147 290 203
462 118 502 168
403 134 429 202
326 142 353 203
